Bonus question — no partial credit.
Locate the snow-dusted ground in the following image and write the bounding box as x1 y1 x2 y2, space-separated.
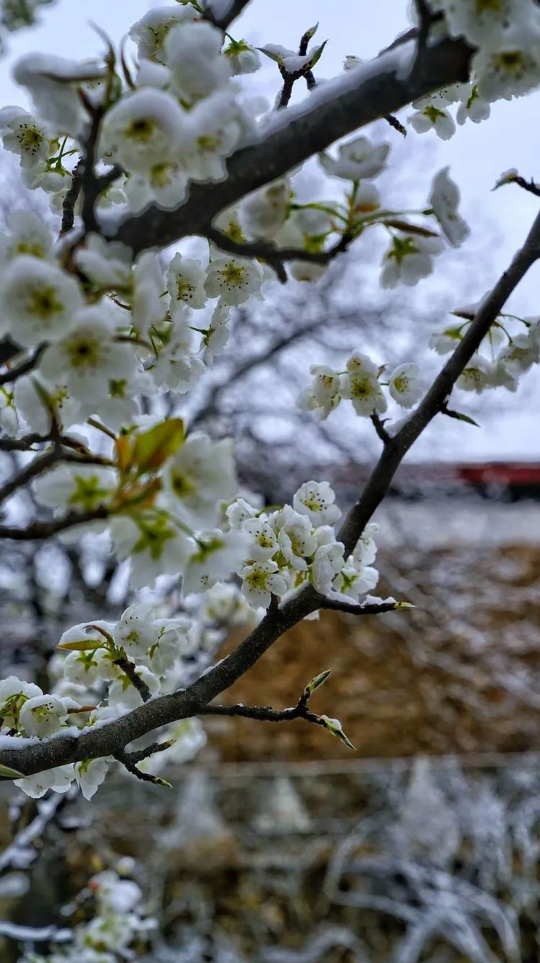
376 497 540 547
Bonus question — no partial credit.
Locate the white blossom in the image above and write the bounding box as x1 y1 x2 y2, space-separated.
429 167 470 247
0 210 54 265
0 106 49 171
75 758 110 800
150 318 205 393
319 135 390 180
388 363 422 408
474 25 540 102
100 89 188 174
14 53 105 137
409 105 456 140
293 481 341 526
110 513 193 589
165 21 232 102
380 235 444 288
223 38 261 75
75 234 132 289
297 365 341 420
34 464 117 513
339 351 387 416
205 256 264 306
179 90 244 182
241 559 288 608
167 253 207 314
242 516 279 560
129 5 200 65
14 765 74 799
456 354 492 392
312 540 345 595
0 255 83 347
125 162 189 214
108 665 160 710
201 300 231 365
19 694 71 736
165 433 237 528
182 528 249 595
276 505 317 571
38 304 137 402
240 179 290 240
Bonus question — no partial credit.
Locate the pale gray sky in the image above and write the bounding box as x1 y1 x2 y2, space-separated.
1 0 539 462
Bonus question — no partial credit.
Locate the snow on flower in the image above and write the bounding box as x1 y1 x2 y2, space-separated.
14 53 105 137
19 693 72 736
129 5 200 65
165 20 232 102
100 88 188 174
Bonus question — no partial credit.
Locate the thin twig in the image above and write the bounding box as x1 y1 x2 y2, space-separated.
371 413 391 444
112 655 152 702
0 345 46 386
60 159 83 235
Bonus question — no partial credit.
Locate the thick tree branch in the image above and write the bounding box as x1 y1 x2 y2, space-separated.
114 35 473 254
202 0 252 30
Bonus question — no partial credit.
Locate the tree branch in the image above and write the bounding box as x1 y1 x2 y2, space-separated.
2 177 538 783
202 0 252 30
0 345 46 386
114 34 473 254
205 224 352 272
0 505 110 540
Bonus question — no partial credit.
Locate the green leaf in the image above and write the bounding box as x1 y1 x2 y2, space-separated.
319 714 356 750
302 669 332 700
382 218 440 238
57 639 104 651
443 408 480 427
308 40 327 68
258 46 285 64
0 764 25 780
131 418 185 475
303 22 319 42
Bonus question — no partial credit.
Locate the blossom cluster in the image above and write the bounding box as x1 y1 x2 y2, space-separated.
404 0 540 139
22 864 153 962
0 0 537 803
298 351 422 421
430 304 540 395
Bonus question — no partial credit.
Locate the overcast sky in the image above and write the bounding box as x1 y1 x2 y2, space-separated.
1 0 539 462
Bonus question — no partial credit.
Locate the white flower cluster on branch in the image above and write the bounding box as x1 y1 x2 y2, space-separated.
0 0 539 797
